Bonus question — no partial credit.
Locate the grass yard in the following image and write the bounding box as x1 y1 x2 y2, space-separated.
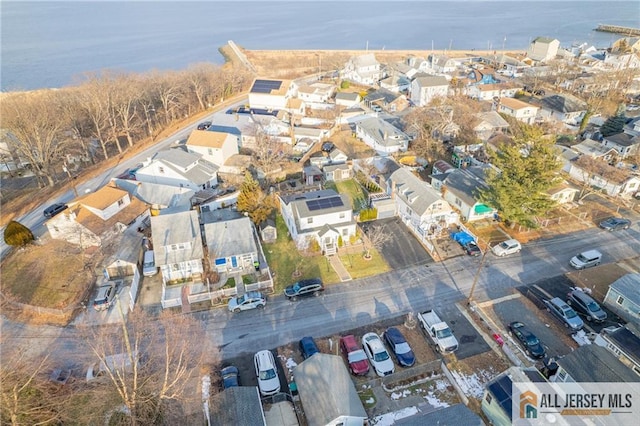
325 178 368 211
263 214 340 292
339 250 390 279
1 240 93 309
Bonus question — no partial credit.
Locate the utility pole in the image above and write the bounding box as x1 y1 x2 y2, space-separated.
467 241 492 306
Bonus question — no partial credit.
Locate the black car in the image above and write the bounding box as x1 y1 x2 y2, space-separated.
321 142 335 153
383 327 415 367
508 321 545 359
284 278 324 301
197 121 212 130
463 241 482 257
599 217 631 231
220 366 239 389
43 203 68 218
299 336 320 359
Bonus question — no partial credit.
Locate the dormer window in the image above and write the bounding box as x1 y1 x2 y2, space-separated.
159 166 165 174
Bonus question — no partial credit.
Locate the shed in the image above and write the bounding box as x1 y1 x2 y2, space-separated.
103 232 143 279
260 218 277 243
294 353 367 426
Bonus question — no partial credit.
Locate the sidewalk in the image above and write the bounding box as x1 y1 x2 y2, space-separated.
328 255 352 282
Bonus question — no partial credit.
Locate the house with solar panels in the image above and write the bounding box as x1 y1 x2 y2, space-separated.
481 366 547 426
279 189 356 254
248 78 298 112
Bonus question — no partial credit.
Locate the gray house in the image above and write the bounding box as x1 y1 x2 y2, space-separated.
604 273 640 326
202 210 259 274
395 404 483 426
430 165 496 222
355 117 410 155
294 353 367 426
600 325 640 376
550 344 638 383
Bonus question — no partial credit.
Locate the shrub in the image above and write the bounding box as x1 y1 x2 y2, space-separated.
4 220 34 246
340 81 350 89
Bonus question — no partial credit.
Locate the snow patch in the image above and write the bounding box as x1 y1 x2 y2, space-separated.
424 391 450 408
450 369 494 399
371 406 419 426
365 397 375 404
285 358 297 371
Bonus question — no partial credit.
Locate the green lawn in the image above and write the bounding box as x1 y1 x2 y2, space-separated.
263 214 340 292
325 179 368 211
339 250 390 279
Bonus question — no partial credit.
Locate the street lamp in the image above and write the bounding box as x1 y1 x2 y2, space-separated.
467 239 494 306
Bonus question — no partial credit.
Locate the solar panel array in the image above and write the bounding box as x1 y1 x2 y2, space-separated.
487 375 513 421
251 79 282 94
306 196 344 211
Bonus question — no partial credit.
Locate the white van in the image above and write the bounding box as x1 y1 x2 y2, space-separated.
569 249 602 270
142 250 157 277
86 351 138 382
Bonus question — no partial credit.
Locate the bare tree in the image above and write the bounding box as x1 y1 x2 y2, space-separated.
112 73 143 148
0 91 67 187
363 224 393 259
247 120 288 175
573 156 630 200
0 347 66 425
82 307 212 425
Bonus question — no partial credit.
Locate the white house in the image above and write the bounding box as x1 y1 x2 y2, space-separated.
150 208 204 309
601 133 640 159
429 54 458 73
538 94 587 126
135 149 219 191
248 78 298 111
466 83 520 101
527 36 560 62
388 168 458 239
433 166 497 222
355 117 410 155
279 189 356 255
497 97 539 124
46 185 149 248
474 111 510 141
410 75 449 107
185 129 239 166
334 92 361 108
297 82 336 103
341 53 382 86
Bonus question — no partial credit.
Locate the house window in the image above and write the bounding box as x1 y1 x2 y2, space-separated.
117 199 124 207
485 393 493 404
208 148 213 155
307 218 313 224
455 198 462 207
171 264 181 272
616 295 625 305
159 166 165 174
342 229 348 236
339 212 345 219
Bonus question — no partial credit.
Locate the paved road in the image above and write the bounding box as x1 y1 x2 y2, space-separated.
6 224 637 372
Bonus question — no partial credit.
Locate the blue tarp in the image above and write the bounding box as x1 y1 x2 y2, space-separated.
451 231 474 246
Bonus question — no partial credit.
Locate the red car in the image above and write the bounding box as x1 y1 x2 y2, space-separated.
339 335 370 376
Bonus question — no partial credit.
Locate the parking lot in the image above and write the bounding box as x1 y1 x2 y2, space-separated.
363 218 434 269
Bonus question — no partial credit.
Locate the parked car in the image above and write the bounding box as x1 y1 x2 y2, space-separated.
544 297 584 331
569 249 602 270
321 141 335 153
566 289 607 322
299 336 320 359
383 327 416 367
284 278 324 301
142 250 158 277
43 203 68 219
93 283 117 311
362 332 395 377
491 239 522 257
507 321 546 359
599 217 631 231
339 335 369 376
220 365 239 389
228 291 266 313
197 121 212 130
254 350 280 396
463 241 482 257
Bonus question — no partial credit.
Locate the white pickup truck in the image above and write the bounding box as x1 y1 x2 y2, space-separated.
417 310 459 354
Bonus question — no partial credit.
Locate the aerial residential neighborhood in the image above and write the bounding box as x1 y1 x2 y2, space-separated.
2 31 640 425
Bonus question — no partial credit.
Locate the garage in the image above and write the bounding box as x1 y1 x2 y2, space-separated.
371 196 395 219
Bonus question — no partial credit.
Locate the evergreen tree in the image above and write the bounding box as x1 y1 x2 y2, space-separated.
3 220 35 246
479 126 561 228
600 104 626 137
236 171 275 224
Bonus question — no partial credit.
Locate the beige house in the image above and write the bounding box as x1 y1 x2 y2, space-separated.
547 181 579 204
248 78 298 111
185 130 239 166
527 36 560 62
497 97 539 124
46 185 149 248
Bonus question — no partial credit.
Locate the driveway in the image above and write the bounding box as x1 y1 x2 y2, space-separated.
434 303 491 360
363 218 434 269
